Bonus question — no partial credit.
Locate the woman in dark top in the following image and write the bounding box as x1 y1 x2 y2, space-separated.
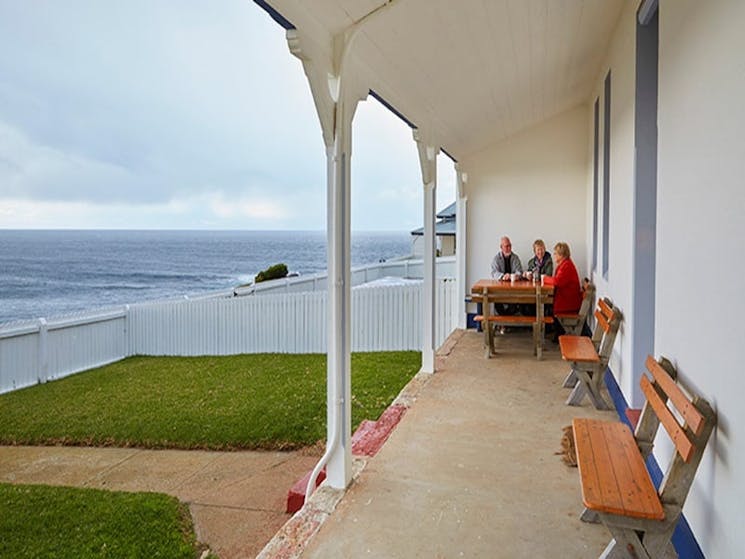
521 239 553 316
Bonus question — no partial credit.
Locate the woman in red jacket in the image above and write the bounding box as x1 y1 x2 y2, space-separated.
544 242 582 340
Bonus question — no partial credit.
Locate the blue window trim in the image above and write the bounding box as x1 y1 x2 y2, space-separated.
592 98 599 272
602 71 611 278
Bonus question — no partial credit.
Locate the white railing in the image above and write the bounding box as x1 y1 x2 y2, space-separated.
0 309 128 394
232 255 455 296
0 278 459 394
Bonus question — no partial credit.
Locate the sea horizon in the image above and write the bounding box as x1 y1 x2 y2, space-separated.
0 228 411 233
0 229 413 324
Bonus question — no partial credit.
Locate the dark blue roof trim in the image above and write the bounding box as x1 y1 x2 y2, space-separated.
253 0 295 30
440 147 457 163
369 90 458 162
369 89 417 129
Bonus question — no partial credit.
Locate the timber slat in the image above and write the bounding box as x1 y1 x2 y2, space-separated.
640 375 695 462
594 309 611 333
559 335 600 363
645 355 705 436
598 298 614 319
573 418 665 520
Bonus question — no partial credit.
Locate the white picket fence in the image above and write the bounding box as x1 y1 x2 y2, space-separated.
0 279 458 394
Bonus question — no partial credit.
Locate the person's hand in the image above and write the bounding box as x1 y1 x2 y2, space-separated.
501 273 510 281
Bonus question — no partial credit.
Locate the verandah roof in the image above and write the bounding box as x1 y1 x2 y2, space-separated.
257 0 625 160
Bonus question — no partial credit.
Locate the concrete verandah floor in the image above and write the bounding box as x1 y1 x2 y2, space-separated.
297 329 617 558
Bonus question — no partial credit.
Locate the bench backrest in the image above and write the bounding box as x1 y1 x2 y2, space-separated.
590 298 622 365
576 281 596 324
635 356 716 505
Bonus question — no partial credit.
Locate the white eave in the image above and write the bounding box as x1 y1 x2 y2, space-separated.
256 0 625 160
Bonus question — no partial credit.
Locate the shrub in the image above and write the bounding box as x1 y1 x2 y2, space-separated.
255 263 288 283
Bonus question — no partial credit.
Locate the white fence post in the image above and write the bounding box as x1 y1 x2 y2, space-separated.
124 305 131 357
38 318 48 384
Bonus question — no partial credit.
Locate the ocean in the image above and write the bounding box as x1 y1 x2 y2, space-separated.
0 230 412 325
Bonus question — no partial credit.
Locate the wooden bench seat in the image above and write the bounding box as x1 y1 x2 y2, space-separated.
560 298 622 409
572 355 716 559
558 335 600 363
573 419 664 521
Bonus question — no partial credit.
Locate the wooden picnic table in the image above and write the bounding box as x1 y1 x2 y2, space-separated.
471 278 554 359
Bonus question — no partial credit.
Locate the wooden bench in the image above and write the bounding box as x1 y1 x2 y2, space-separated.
572 355 716 559
554 280 595 336
559 298 622 409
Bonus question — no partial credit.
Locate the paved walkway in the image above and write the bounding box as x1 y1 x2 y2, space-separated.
1 329 619 558
0 444 320 558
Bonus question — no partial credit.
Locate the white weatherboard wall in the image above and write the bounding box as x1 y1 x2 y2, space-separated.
654 1 745 556
463 106 589 290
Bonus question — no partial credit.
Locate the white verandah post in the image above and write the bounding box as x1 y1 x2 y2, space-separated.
455 165 468 329
286 6 387 491
286 30 357 492
324 94 357 488
414 129 439 373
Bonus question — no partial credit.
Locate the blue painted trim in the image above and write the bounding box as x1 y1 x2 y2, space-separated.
603 370 706 559
253 0 295 30
466 313 477 330
368 90 417 129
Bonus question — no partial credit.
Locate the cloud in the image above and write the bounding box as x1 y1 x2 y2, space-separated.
0 120 146 203
206 192 289 221
0 0 445 231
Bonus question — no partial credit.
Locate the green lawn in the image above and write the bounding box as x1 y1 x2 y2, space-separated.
0 352 420 450
0 483 208 559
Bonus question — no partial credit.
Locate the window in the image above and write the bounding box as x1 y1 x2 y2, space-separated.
602 71 611 278
592 98 599 272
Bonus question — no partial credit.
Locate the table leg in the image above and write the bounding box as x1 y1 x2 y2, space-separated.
536 287 544 360
482 289 492 358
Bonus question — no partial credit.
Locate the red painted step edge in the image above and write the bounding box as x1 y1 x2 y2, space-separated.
351 404 407 457
286 404 408 513
286 468 326 513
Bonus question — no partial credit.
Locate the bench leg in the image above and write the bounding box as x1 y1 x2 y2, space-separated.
589 371 612 410
580 507 600 524
562 369 578 388
599 530 653 559
566 382 587 406
566 371 611 410
641 532 678 559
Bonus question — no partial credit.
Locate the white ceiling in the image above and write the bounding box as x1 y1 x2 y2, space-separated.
261 0 626 160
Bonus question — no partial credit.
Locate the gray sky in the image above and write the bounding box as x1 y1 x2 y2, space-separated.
0 0 455 231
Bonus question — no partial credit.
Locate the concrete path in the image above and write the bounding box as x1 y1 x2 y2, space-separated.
0 444 320 558
294 330 617 558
